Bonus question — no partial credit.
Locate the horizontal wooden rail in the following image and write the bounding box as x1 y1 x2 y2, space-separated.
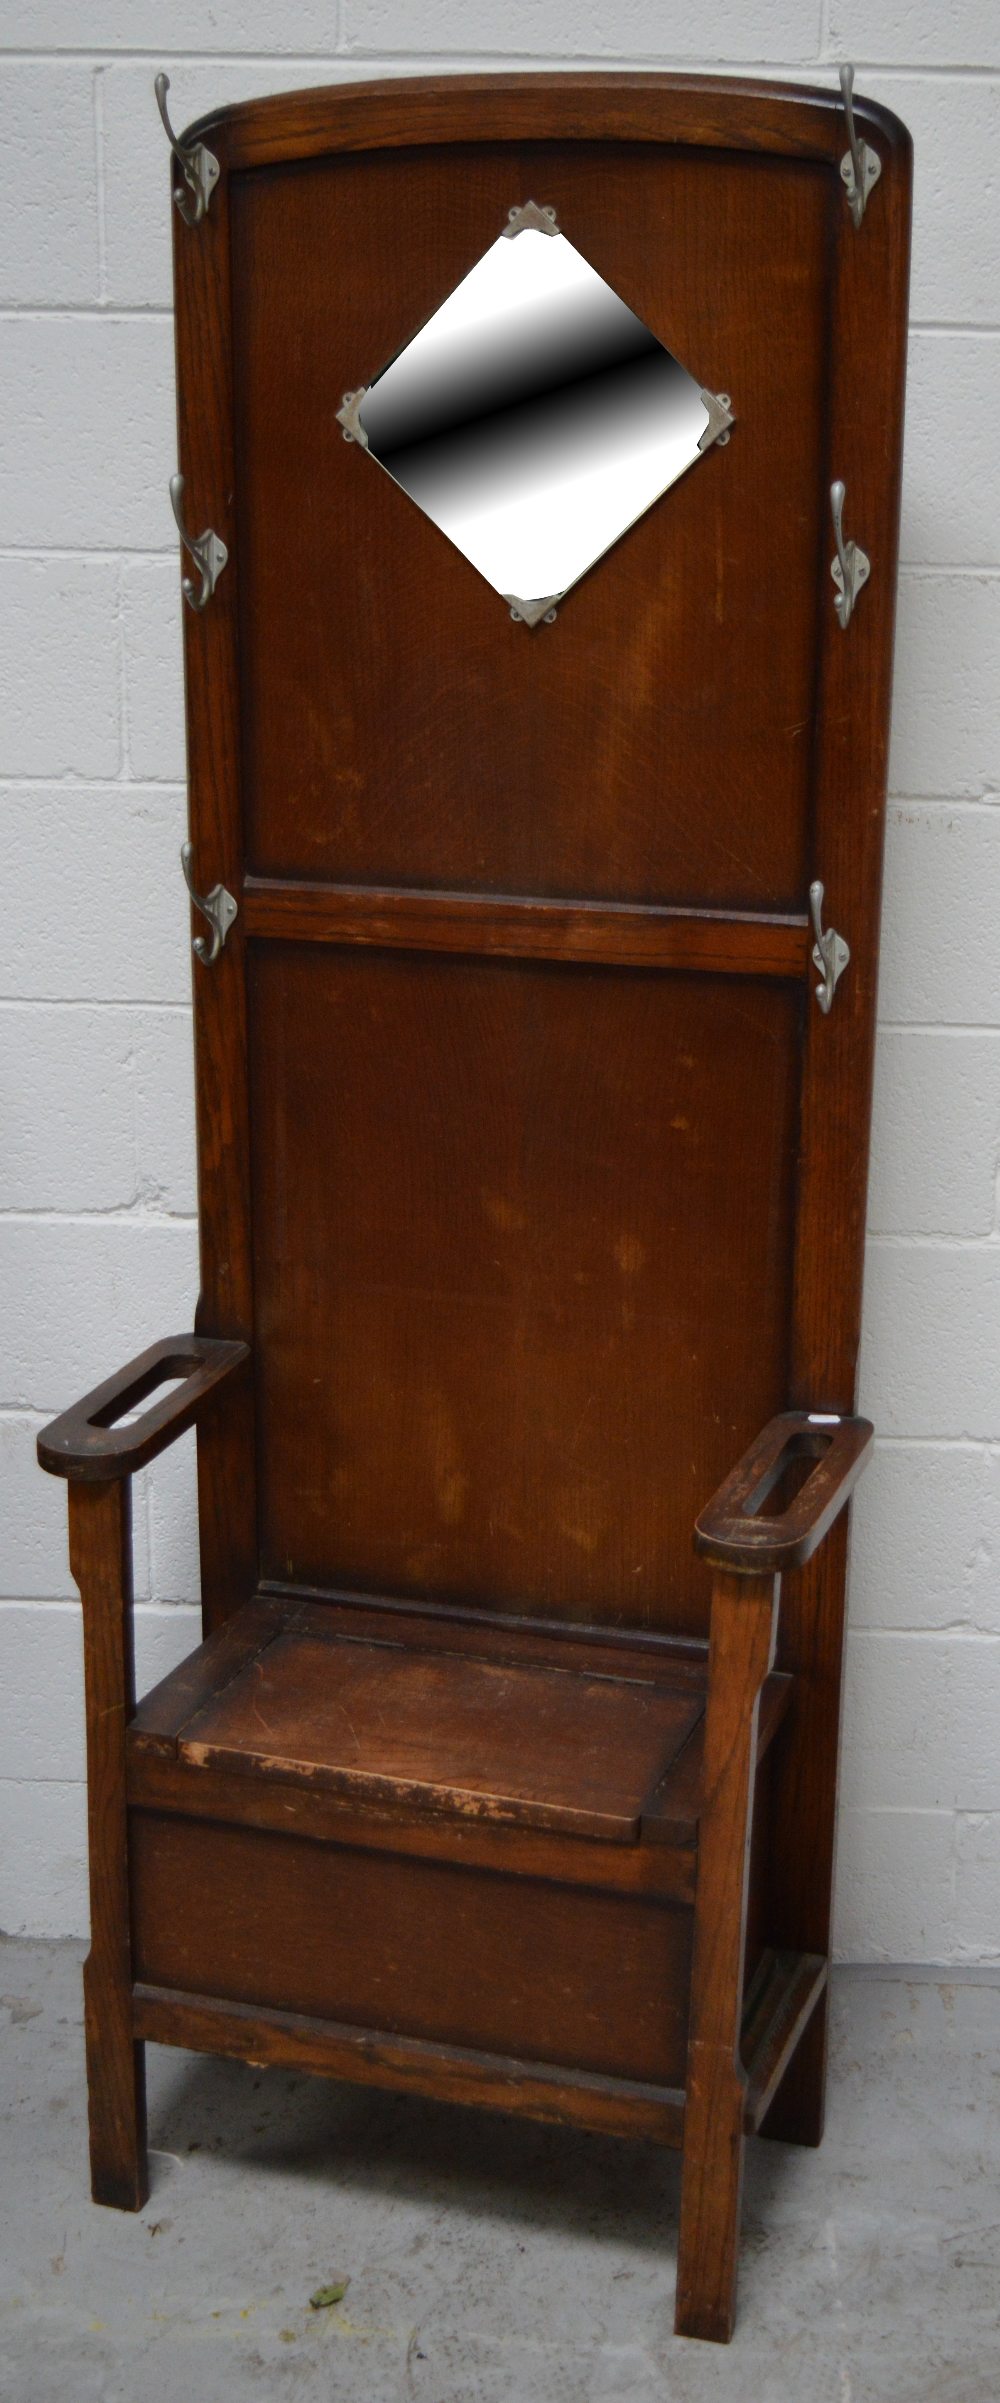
243 878 809 978
132 1954 823 2146
133 1986 686 2146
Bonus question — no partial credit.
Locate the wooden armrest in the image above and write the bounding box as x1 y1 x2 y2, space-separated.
37 1334 249 1482
694 1410 873 1572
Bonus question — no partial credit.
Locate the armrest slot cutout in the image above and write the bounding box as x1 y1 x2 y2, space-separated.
742 1431 832 1521
93 1371 190 1431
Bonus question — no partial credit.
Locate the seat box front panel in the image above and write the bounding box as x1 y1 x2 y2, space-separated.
130 1812 692 2083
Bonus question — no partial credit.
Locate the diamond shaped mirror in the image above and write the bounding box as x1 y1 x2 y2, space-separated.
338 202 735 626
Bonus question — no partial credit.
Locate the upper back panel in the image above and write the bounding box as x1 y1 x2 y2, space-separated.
232 132 827 910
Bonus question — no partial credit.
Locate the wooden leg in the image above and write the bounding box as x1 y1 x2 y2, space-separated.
675 1570 778 2343
69 1481 148 2211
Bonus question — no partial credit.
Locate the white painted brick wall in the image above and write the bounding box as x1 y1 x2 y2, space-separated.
0 66 100 306
1 559 121 777
1 4 998 1963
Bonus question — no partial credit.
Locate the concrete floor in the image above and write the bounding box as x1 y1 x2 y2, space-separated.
1 1942 997 2402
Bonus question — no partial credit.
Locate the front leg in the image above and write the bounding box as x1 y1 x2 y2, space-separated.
69 1481 148 2210
675 1569 778 2342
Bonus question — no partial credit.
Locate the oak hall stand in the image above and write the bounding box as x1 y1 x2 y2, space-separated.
39 73 911 2343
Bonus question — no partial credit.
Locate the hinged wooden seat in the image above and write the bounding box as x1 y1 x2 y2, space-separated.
126 1592 794 1855
129 1600 704 1840
37 64 910 2346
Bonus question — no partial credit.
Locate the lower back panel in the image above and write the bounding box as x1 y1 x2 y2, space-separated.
250 945 800 1633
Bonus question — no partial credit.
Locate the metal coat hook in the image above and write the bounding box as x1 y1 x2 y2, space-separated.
181 842 237 966
839 65 880 229
809 881 850 1015
170 474 227 611
830 480 870 628
155 73 219 226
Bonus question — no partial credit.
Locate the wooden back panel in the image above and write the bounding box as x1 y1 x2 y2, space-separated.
172 76 911 1645
250 950 799 1622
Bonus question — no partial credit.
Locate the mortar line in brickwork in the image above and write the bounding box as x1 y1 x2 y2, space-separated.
912 324 1000 338
0 48 829 67
0 773 185 789
0 1207 196 1224
0 999 192 1014
848 1627 1000 1644
848 1963 1000 1982
330 47 1000 75
898 565 1000 580
872 1435 995 1451
0 1597 91 1614
8 309 996 332
886 797 1000 812
5 552 1000 576
10 51 999 80
0 1600 200 1614
92 64 107 308
0 548 173 563
868 1231 1000 1249
115 552 129 781
857 1626 1000 1642
0 309 175 322
333 56 1000 81
816 61 1000 81
837 1808 964 1825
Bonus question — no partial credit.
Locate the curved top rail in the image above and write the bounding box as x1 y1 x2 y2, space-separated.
171 69 913 180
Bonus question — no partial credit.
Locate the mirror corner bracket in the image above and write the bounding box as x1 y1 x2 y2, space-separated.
505 593 562 629
337 389 370 447
503 200 561 239
697 390 735 452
